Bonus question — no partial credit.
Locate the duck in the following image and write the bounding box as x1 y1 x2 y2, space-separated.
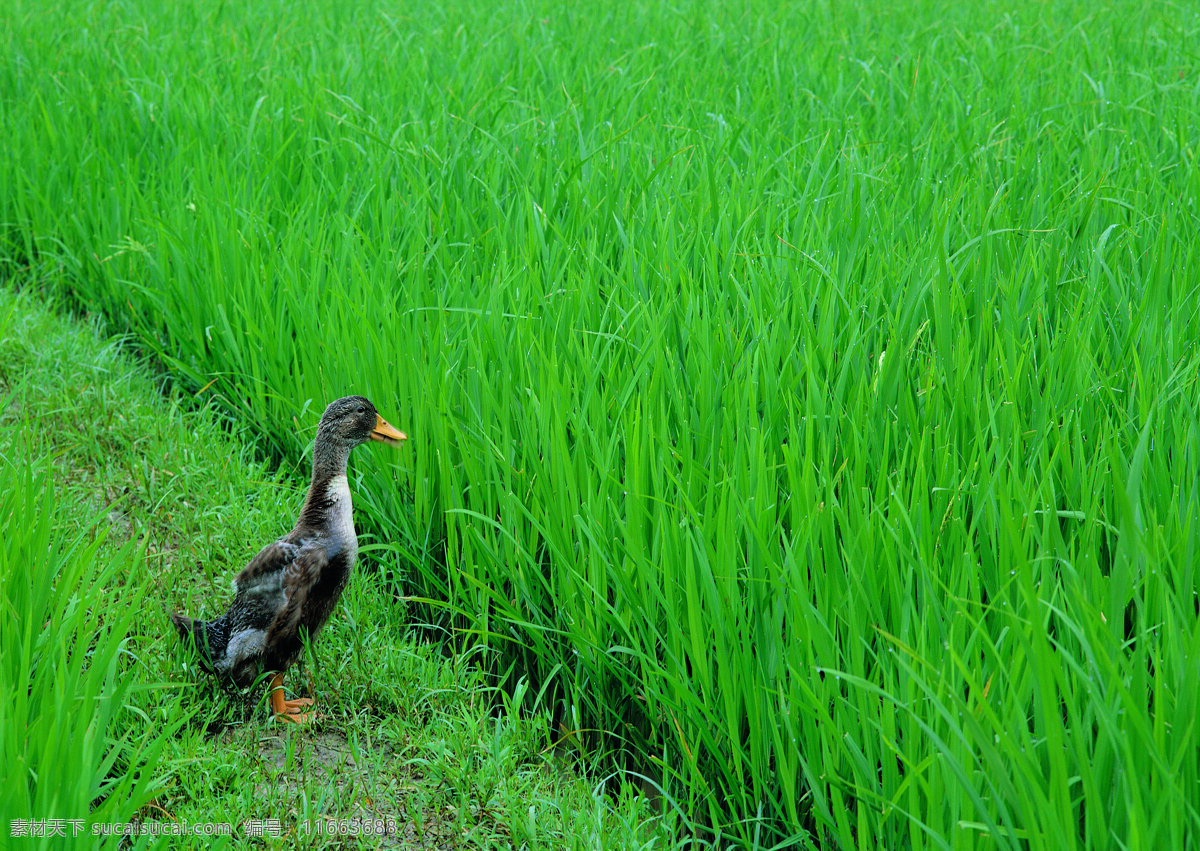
171 395 407 724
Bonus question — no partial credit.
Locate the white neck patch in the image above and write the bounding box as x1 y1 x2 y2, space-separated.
325 474 357 551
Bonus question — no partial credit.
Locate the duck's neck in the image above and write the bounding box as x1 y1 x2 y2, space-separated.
311 434 352 483
297 435 354 531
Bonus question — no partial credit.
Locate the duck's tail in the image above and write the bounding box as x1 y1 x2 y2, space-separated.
171 611 214 668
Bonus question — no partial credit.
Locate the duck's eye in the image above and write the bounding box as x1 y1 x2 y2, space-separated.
357 406 365 413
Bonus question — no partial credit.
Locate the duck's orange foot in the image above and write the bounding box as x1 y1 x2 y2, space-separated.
275 709 318 725
269 674 318 725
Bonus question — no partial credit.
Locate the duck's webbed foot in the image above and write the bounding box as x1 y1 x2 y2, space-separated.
269 672 317 725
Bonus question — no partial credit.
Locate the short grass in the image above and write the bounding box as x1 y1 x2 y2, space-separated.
4 0 1200 846
0 289 662 849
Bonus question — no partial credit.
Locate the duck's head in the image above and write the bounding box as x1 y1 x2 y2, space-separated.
317 395 407 448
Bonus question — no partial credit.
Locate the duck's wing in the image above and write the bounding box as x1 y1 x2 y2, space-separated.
209 541 307 685
218 541 326 683
263 547 327 653
231 538 305 599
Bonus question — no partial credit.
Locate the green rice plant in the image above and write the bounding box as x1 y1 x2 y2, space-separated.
3 0 1200 844
0 450 182 847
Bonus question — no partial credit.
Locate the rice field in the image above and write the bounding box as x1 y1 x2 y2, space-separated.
4 0 1200 845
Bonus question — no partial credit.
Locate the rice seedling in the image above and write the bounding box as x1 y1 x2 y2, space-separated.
0 451 178 845
3 0 1200 844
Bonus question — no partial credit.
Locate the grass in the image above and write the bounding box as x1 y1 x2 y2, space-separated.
0 289 662 849
0 317 177 848
4 0 1200 845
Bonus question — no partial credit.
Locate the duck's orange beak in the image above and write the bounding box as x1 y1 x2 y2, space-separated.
370 414 407 445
